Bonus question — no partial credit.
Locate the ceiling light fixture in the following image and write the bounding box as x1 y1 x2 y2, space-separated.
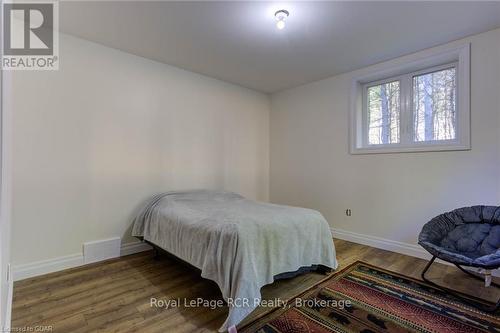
274 9 289 30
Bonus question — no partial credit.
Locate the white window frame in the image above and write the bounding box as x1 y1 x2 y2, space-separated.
350 43 470 154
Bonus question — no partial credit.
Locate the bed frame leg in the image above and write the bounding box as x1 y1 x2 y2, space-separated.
317 265 333 275
421 256 500 313
153 247 161 260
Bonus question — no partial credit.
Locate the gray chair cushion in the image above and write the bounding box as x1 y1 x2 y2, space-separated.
418 206 500 269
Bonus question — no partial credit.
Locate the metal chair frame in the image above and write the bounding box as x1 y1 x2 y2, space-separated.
421 256 500 313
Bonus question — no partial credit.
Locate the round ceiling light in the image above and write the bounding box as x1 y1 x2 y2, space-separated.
275 9 289 30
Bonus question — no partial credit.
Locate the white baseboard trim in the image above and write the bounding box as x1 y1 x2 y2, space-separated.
331 227 500 277
120 241 152 256
12 241 152 282
11 230 498 282
4 278 13 331
12 253 84 282
331 227 430 260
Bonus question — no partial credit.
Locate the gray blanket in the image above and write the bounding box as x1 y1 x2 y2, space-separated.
132 190 337 331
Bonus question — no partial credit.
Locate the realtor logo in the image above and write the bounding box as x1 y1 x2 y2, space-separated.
2 1 59 70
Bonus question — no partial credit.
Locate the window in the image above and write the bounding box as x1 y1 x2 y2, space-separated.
366 80 400 145
413 67 456 142
363 64 457 147
350 44 470 154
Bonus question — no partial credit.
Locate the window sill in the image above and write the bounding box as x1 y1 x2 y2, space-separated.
350 143 471 155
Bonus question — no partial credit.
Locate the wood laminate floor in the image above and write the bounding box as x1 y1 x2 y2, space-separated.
12 239 499 332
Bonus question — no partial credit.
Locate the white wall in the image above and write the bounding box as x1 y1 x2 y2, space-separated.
1 0 13 324
1 66 13 330
11 34 270 266
270 28 500 246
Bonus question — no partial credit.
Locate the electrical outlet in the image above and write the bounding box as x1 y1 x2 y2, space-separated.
345 209 352 217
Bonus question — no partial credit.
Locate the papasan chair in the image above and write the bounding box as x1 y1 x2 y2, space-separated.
418 205 500 312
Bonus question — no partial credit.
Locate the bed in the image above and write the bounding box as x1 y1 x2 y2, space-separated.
132 190 337 332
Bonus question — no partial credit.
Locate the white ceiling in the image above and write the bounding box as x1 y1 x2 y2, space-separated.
60 1 500 93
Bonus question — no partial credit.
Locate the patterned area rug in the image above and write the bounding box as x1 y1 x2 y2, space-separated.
239 261 500 333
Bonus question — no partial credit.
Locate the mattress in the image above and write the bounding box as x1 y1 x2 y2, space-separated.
132 190 337 331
